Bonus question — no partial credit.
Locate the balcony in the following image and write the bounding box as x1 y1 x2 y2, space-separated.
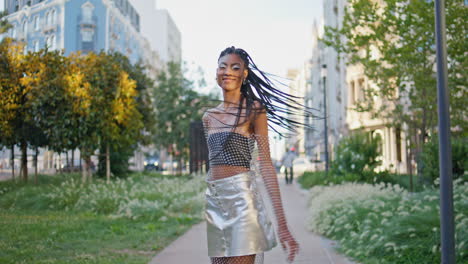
79 18 96 29
43 23 58 34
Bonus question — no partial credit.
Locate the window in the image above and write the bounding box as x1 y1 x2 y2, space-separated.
357 78 365 100
51 9 56 25
34 40 39 52
82 5 93 23
22 20 28 35
349 81 355 104
396 128 402 162
45 12 50 25
46 36 51 49
34 16 40 31
50 35 56 50
81 29 94 42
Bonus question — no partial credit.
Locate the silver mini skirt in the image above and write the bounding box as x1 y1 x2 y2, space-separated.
205 172 277 257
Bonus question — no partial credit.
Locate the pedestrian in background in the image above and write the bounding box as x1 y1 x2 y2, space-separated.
282 147 296 184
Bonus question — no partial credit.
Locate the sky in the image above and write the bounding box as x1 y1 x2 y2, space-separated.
154 0 324 158
1 0 324 93
156 0 323 94
0 0 322 158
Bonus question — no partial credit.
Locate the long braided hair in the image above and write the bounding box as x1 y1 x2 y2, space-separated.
217 46 315 135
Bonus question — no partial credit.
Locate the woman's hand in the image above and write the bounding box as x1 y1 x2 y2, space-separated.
278 225 299 263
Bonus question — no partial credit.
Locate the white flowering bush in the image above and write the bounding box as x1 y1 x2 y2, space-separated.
1 174 205 222
307 179 468 263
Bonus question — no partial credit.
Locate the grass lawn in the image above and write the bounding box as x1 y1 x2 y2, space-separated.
0 173 204 264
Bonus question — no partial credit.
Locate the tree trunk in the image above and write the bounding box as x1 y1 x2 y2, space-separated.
177 159 183 176
66 151 69 168
409 164 414 192
106 143 111 183
20 140 28 182
10 144 15 181
81 149 88 183
71 149 74 167
85 156 92 182
405 142 414 192
34 147 39 184
81 161 87 183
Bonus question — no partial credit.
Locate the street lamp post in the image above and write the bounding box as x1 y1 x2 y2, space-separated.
321 64 329 173
434 0 455 262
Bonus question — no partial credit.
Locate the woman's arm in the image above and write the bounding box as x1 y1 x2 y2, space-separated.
252 104 299 262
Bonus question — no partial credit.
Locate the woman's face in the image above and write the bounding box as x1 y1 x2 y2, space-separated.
216 54 248 92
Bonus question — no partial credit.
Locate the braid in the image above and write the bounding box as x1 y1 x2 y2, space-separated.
218 46 316 135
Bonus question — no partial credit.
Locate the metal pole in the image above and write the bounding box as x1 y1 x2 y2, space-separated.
434 0 455 263
322 64 329 173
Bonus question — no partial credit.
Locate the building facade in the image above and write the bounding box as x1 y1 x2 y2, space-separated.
286 65 309 156
4 0 157 67
304 0 409 173
129 0 181 64
302 15 349 169
1 0 163 174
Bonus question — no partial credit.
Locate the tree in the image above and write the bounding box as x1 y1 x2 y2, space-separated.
153 62 215 172
0 38 42 182
65 52 104 182
96 53 156 178
323 0 467 176
0 11 12 35
331 131 382 179
106 52 156 144
66 52 144 182
20 49 68 183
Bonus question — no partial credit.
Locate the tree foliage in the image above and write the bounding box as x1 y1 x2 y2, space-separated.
331 131 382 176
323 0 467 173
0 38 41 181
153 62 215 163
0 38 152 182
421 135 467 183
0 11 12 35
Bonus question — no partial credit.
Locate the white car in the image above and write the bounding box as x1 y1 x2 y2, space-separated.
292 157 314 176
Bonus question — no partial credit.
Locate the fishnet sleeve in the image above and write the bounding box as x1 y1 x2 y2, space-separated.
202 112 210 140
252 108 299 263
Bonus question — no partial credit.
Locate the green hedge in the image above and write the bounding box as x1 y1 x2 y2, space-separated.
307 180 468 263
298 171 426 191
421 136 467 183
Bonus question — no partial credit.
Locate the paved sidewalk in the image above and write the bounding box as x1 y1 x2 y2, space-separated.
149 177 357 264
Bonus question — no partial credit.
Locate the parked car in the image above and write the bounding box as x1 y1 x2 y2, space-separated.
292 157 315 176
144 156 160 171
62 164 81 173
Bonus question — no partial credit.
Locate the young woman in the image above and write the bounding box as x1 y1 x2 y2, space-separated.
203 46 304 264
